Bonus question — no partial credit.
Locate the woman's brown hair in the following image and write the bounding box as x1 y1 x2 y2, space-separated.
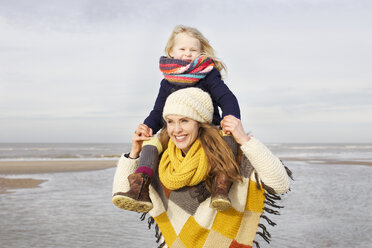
157 123 242 189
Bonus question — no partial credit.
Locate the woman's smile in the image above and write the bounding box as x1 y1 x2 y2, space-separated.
166 114 199 154
174 135 187 141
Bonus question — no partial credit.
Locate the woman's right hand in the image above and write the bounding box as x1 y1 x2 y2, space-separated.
129 128 151 158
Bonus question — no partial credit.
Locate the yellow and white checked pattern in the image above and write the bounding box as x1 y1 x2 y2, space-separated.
150 179 265 248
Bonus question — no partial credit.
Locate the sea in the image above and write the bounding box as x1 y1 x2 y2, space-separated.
0 143 371 248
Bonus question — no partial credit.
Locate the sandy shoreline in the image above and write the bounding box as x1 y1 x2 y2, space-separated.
0 177 48 194
0 159 118 174
280 157 372 167
0 157 370 194
0 159 118 194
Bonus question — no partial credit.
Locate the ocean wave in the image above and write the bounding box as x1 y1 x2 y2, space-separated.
285 144 372 150
0 148 14 151
288 146 326 150
344 145 372 149
0 157 120 162
1 143 370 162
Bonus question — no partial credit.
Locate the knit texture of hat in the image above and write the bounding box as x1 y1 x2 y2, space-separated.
162 88 213 123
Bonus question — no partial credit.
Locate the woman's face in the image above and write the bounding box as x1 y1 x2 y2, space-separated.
165 114 199 154
169 32 201 63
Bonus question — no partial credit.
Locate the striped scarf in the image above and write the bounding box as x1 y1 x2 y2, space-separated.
159 56 215 85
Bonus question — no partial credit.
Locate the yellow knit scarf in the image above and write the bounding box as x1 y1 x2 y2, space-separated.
159 138 208 190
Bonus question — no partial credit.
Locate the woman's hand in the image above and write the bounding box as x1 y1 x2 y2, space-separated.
129 129 151 159
220 115 251 145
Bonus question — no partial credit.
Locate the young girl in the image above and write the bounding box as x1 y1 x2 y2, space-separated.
113 25 241 212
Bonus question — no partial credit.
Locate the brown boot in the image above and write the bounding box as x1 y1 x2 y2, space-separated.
210 171 232 211
112 173 153 212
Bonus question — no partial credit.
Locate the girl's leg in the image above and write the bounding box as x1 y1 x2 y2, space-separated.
135 139 162 178
210 134 238 211
112 137 162 212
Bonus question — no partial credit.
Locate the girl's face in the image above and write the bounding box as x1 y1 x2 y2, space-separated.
165 114 199 154
169 32 201 63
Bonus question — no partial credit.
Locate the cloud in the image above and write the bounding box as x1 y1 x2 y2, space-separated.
1 0 371 142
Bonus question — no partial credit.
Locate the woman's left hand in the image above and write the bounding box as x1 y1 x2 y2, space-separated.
220 115 251 145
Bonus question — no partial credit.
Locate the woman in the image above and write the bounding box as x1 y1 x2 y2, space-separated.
112 88 291 248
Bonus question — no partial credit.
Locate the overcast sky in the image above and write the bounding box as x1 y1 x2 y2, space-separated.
1 0 371 143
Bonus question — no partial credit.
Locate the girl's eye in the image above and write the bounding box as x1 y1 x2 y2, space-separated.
167 120 173 124
181 119 188 123
180 48 185 51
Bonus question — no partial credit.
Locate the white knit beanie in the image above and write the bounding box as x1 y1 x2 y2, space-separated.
162 88 213 123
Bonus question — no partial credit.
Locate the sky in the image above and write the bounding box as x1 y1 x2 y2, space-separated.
0 0 371 143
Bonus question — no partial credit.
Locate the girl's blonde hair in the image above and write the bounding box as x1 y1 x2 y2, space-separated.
158 123 241 189
165 25 227 74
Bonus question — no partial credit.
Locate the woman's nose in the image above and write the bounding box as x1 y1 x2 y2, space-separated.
174 123 182 132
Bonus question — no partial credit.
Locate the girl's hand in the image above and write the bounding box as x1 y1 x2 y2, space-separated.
129 131 150 159
135 124 153 137
220 119 231 135
220 115 251 145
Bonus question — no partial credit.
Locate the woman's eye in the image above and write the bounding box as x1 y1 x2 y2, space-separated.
181 119 188 123
167 120 173 124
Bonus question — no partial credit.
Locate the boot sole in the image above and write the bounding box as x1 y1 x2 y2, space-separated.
112 195 153 213
210 198 231 212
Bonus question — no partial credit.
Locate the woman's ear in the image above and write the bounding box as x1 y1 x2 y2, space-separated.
198 123 202 136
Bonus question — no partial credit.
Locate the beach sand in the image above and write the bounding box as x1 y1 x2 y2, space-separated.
0 157 370 194
280 157 372 166
0 177 48 194
0 160 118 194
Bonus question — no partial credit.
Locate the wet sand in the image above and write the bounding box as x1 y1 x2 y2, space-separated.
0 157 370 194
0 177 48 194
280 157 372 166
0 160 118 194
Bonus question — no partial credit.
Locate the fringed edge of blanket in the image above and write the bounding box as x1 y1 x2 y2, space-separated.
140 212 166 248
253 161 294 248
